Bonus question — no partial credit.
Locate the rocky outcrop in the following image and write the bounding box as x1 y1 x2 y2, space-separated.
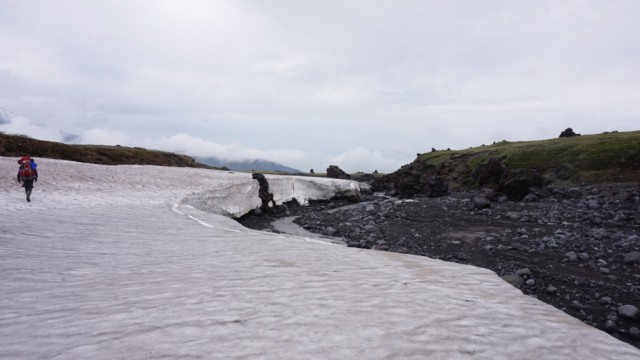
470 157 507 191
471 157 543 201
559 128 581 137
375 156 543 201
425 175 449 198
501 168 544 201
326 165 351 180
372 162 449 198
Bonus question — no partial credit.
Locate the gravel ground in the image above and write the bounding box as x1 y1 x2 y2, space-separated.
238 183 640 349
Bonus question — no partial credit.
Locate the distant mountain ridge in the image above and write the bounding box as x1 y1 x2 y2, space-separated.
194 156 303 174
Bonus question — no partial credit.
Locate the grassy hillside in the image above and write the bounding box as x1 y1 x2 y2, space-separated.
0 132 215 168
4 130 638 184
396 130 640 191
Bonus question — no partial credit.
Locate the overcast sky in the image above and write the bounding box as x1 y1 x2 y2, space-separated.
1 0 639 172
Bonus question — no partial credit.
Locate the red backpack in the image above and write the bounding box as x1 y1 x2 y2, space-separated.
20 158 35 180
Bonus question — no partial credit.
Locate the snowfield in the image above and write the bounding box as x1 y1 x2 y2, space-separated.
1 157 639 359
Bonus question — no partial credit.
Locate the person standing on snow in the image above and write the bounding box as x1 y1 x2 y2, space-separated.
252 173 276 212
17 156 38 202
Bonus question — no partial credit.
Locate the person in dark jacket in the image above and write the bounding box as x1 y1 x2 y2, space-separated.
17 158 38 202
252 173 276 212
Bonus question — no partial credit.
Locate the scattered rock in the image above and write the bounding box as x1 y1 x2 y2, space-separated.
470 195 491 210
624 251 640 264
571 300 586 310
599 297 612 305
605 320 618 333
567 188 582 199
515 268 532 278
323 227 337 236
586 200 601 210
565 251 578 262
618 305 640 321
502 274 524 288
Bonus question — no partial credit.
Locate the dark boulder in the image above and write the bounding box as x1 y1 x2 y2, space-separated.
326 165 351 180
470 195 491 210
559 128 580 138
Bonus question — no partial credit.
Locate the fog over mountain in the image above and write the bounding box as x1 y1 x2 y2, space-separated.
0 107 301 172
195 156 304 174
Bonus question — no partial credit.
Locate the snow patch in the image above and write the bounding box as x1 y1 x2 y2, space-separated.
1 157 639 359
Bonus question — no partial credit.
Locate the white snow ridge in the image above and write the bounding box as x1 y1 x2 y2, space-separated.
1 157 638 360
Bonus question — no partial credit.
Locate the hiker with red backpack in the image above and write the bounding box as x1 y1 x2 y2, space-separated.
17 156 38 202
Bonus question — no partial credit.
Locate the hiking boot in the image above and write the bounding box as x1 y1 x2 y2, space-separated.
27 196 30 202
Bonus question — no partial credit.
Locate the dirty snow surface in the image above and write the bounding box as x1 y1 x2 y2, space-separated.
1 157 639 360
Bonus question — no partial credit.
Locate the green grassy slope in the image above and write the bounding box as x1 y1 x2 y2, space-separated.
0 132 216 168
415 130 640 187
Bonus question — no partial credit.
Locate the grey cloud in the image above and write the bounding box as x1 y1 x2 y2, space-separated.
0 1 639 172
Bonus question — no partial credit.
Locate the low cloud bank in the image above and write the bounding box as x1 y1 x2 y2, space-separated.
0 115 405 173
